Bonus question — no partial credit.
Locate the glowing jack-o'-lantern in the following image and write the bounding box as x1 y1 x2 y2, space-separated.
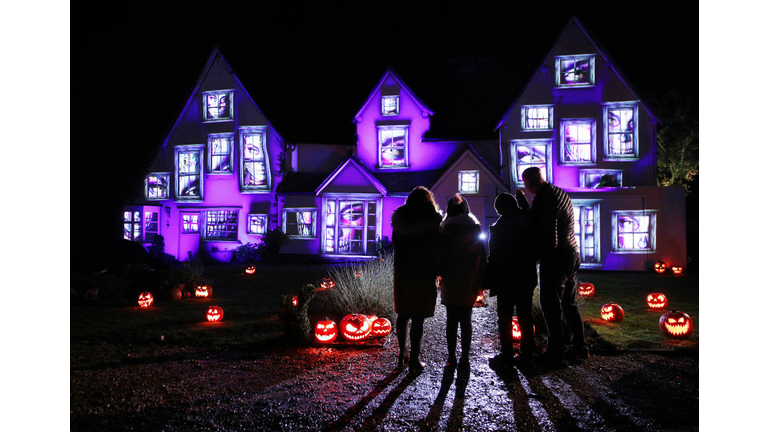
340 314 373 341
578 283 595 297
245 265 256 275
292 295 299 307
371 317 392 337
318 277 335 291
195 285 212 298
653 260 667 274
138 292 154 308
600 303 624 322
314 319 338 343
206 306 224 322
646 293 668 310
671 266 683 275
659 310 693 339
474 290 487 307
511 317 535 341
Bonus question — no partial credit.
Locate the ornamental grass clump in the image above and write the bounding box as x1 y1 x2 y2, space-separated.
314 256 395 320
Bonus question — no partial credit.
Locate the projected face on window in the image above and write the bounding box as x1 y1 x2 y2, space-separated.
515 144 547 183
607 108 635 156
204 92 232 120
617 215 649 250
379 128 407 167
560 58 591 85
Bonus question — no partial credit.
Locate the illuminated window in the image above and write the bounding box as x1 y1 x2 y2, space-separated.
579 170 623 188
377 125 408 168
604 103 638 160
248 214 268 235
510 140 551 186
208 133 234 174
611 210 657 252
181 213 200 233
382 95 399 115
323 199 379 255
123 208 159 242
574 201 600 264
145 173 170 200
202 90 234 122
555 55 595 87
174 146 204 201
283 209 317 239
560 119 596 164
458 171 479 194
144 211 159 243
521 105 553 130
205 210 238 241
240 128 271 192
123 211 142 241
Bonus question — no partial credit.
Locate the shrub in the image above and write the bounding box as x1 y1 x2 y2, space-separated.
169 259 209 291
278 284 316 343
232 242 260 263
232 229 291 262
147 235 178 270
313 256 395 320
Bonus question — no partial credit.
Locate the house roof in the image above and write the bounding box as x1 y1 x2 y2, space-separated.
353 68 434 122
314 158 388 196
371 169 446 195
275 171 331 194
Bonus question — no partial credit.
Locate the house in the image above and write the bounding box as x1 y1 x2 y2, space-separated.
123 17 686 271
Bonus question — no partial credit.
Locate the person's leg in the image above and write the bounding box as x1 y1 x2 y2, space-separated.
516 287 535 363
409 316 425 371
497 292 515 359
458 305 472 361
561 254 587 353
396 314 410 366
445 305 459 365
538 260 566 359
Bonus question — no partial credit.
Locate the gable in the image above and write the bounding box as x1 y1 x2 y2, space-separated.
354 69 434 122
315 158 387 195
431 148 509 194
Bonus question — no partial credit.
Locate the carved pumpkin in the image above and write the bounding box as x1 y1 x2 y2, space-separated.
137 292 154 308
578 282 595 297
600 303 624 322
646 293 668 310
195 285 212 298
206 306 224 322
511 317 535 341
340 314 372 341
319 277 336 291
671 266 683 275
292 295 298 307
314 319 338 343
653 260 667 274
474 290 487 307
659 310 693 339
371 317 392 337
245 265 256 275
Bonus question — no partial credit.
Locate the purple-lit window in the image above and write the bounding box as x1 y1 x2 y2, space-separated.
248 214 268 235
205 210 238 241
381 96 399 115
521 106 553 130
511 140 550 185
203 90 234 122
579 170 623 188
604 103 638 159
560 119 596 164
323 198 378 255
174 146 203 201
458 171 479 194
123 211 141 241
283 209 317 238
612 210 656 252
144 211 159 243
145 173 170 200
378 126 408 168
574 202 600 264
555 55 595 87
182 213 199 233
240 128 270 191
208 134 234 174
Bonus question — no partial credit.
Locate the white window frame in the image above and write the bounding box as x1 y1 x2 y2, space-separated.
579 169 623 188
377 125 409 169
247 214 269 235
174 145 204 202
145 172 170 200
510 139 552 187
611 210 657 253
322 196 382 257
560 119 597 165
521 105 554 131
123 206 161 243
572 200 601 267
181 212 200 234
282 208 317 239
203 209 239 241
458 170 479 194
555 54 595 88
381 95 399 116
603 102 639 161
239 126 272 193
202 89 234 122
207 133 234 174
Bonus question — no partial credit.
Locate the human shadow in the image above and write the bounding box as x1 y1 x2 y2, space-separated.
445 371 469 431
418 365 458 431
493 366 544 432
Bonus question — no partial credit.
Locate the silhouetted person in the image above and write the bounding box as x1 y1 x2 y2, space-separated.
522 167 589 367
391 186 443 374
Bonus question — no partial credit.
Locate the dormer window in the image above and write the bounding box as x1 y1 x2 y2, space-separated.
555 55 595 87
202 90 234 122
458 171 479 194
381 95 399 115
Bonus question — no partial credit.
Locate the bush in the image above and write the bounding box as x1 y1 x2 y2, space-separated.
278 284 316 343
147 235 178 270
169 259 209 291
232 229 291 263
313 256 395 320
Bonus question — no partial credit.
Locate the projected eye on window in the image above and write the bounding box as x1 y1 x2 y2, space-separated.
514 143 548 183
248 214 268 235
242 132 269 190
607 107 635 157
324 199 378 255
203 91 233 121
617 215 649 250
556 55 594 87
378 127 407 168
146 173 169 200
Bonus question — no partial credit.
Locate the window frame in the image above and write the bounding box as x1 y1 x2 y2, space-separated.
282 208 318 239
554 54 596 88
202 89 234 122
174 145 204 202
510 139 552 187
458 170 480 194
123 206 161 243
572 200 601 267
381 95 399 116
321 196 381 257
145 172 170 200
603 102 639 161
579 169 623 188
560 119 597 165
611 210 657 253
239 126 272 193
521 105 554 131
247 214 269 235
207 133 235 174
376 125 409 169
203 209 239 241
181 212 200 234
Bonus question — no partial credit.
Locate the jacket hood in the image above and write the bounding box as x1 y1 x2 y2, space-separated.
440 213 480 230
392 202 442 235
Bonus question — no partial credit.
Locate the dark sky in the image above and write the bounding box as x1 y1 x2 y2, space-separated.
73 2 698 240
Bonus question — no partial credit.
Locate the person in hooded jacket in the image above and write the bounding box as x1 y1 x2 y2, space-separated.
486 191 539 371
391 186 443 373
439 194 487 376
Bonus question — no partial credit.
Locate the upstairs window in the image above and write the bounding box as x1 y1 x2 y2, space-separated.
283 209 317 239
511 140 551 186
203 90 234 122
604 103 639 160
205 209 238 241
240 128 271 192
458 171 479 194
145 173 170 200
560 119 596 164
377 125 408 168
580 170 623 188
612 210 657 252
521 105 553 131
174 146 204 201
248 214 269 235
555 55 595 87
208 133 234 174
381 95 399 115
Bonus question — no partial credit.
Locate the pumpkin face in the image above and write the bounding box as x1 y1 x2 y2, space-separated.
195 285 212 298
319 277 335 291
206 306 223 322
646 293 668 310
671 266 683 275
474 290 487 307
601 303 625 322
371 317 392 337
654 260 667 274
137 292 154 308
578 283 595 297
292 295 299 307
340 314 372 341
659 310 693 339
245 265 256 275
314 320 338 342
510 317 535 341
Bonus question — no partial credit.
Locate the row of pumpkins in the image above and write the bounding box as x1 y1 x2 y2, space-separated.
579 282 693 340
315 314 392 343
137 286 224 323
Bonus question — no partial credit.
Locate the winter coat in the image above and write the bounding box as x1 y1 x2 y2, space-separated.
438 213 487 307
391 202 443 317
530 182 579 262
486 209 538 296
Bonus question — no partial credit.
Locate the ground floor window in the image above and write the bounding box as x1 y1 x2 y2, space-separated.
123 207 160 242
611 210 657 252
205 209 238 241
248 214 269 235
181 213 200 233
573 201 600 264
283 209 317 238
323 197 379 255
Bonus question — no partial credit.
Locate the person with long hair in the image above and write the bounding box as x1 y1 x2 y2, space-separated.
391 186 443 373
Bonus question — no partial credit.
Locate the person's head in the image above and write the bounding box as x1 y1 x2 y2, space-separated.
405 186 440 213
446 193 470 218
522 167 545 195
494 192 519 216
